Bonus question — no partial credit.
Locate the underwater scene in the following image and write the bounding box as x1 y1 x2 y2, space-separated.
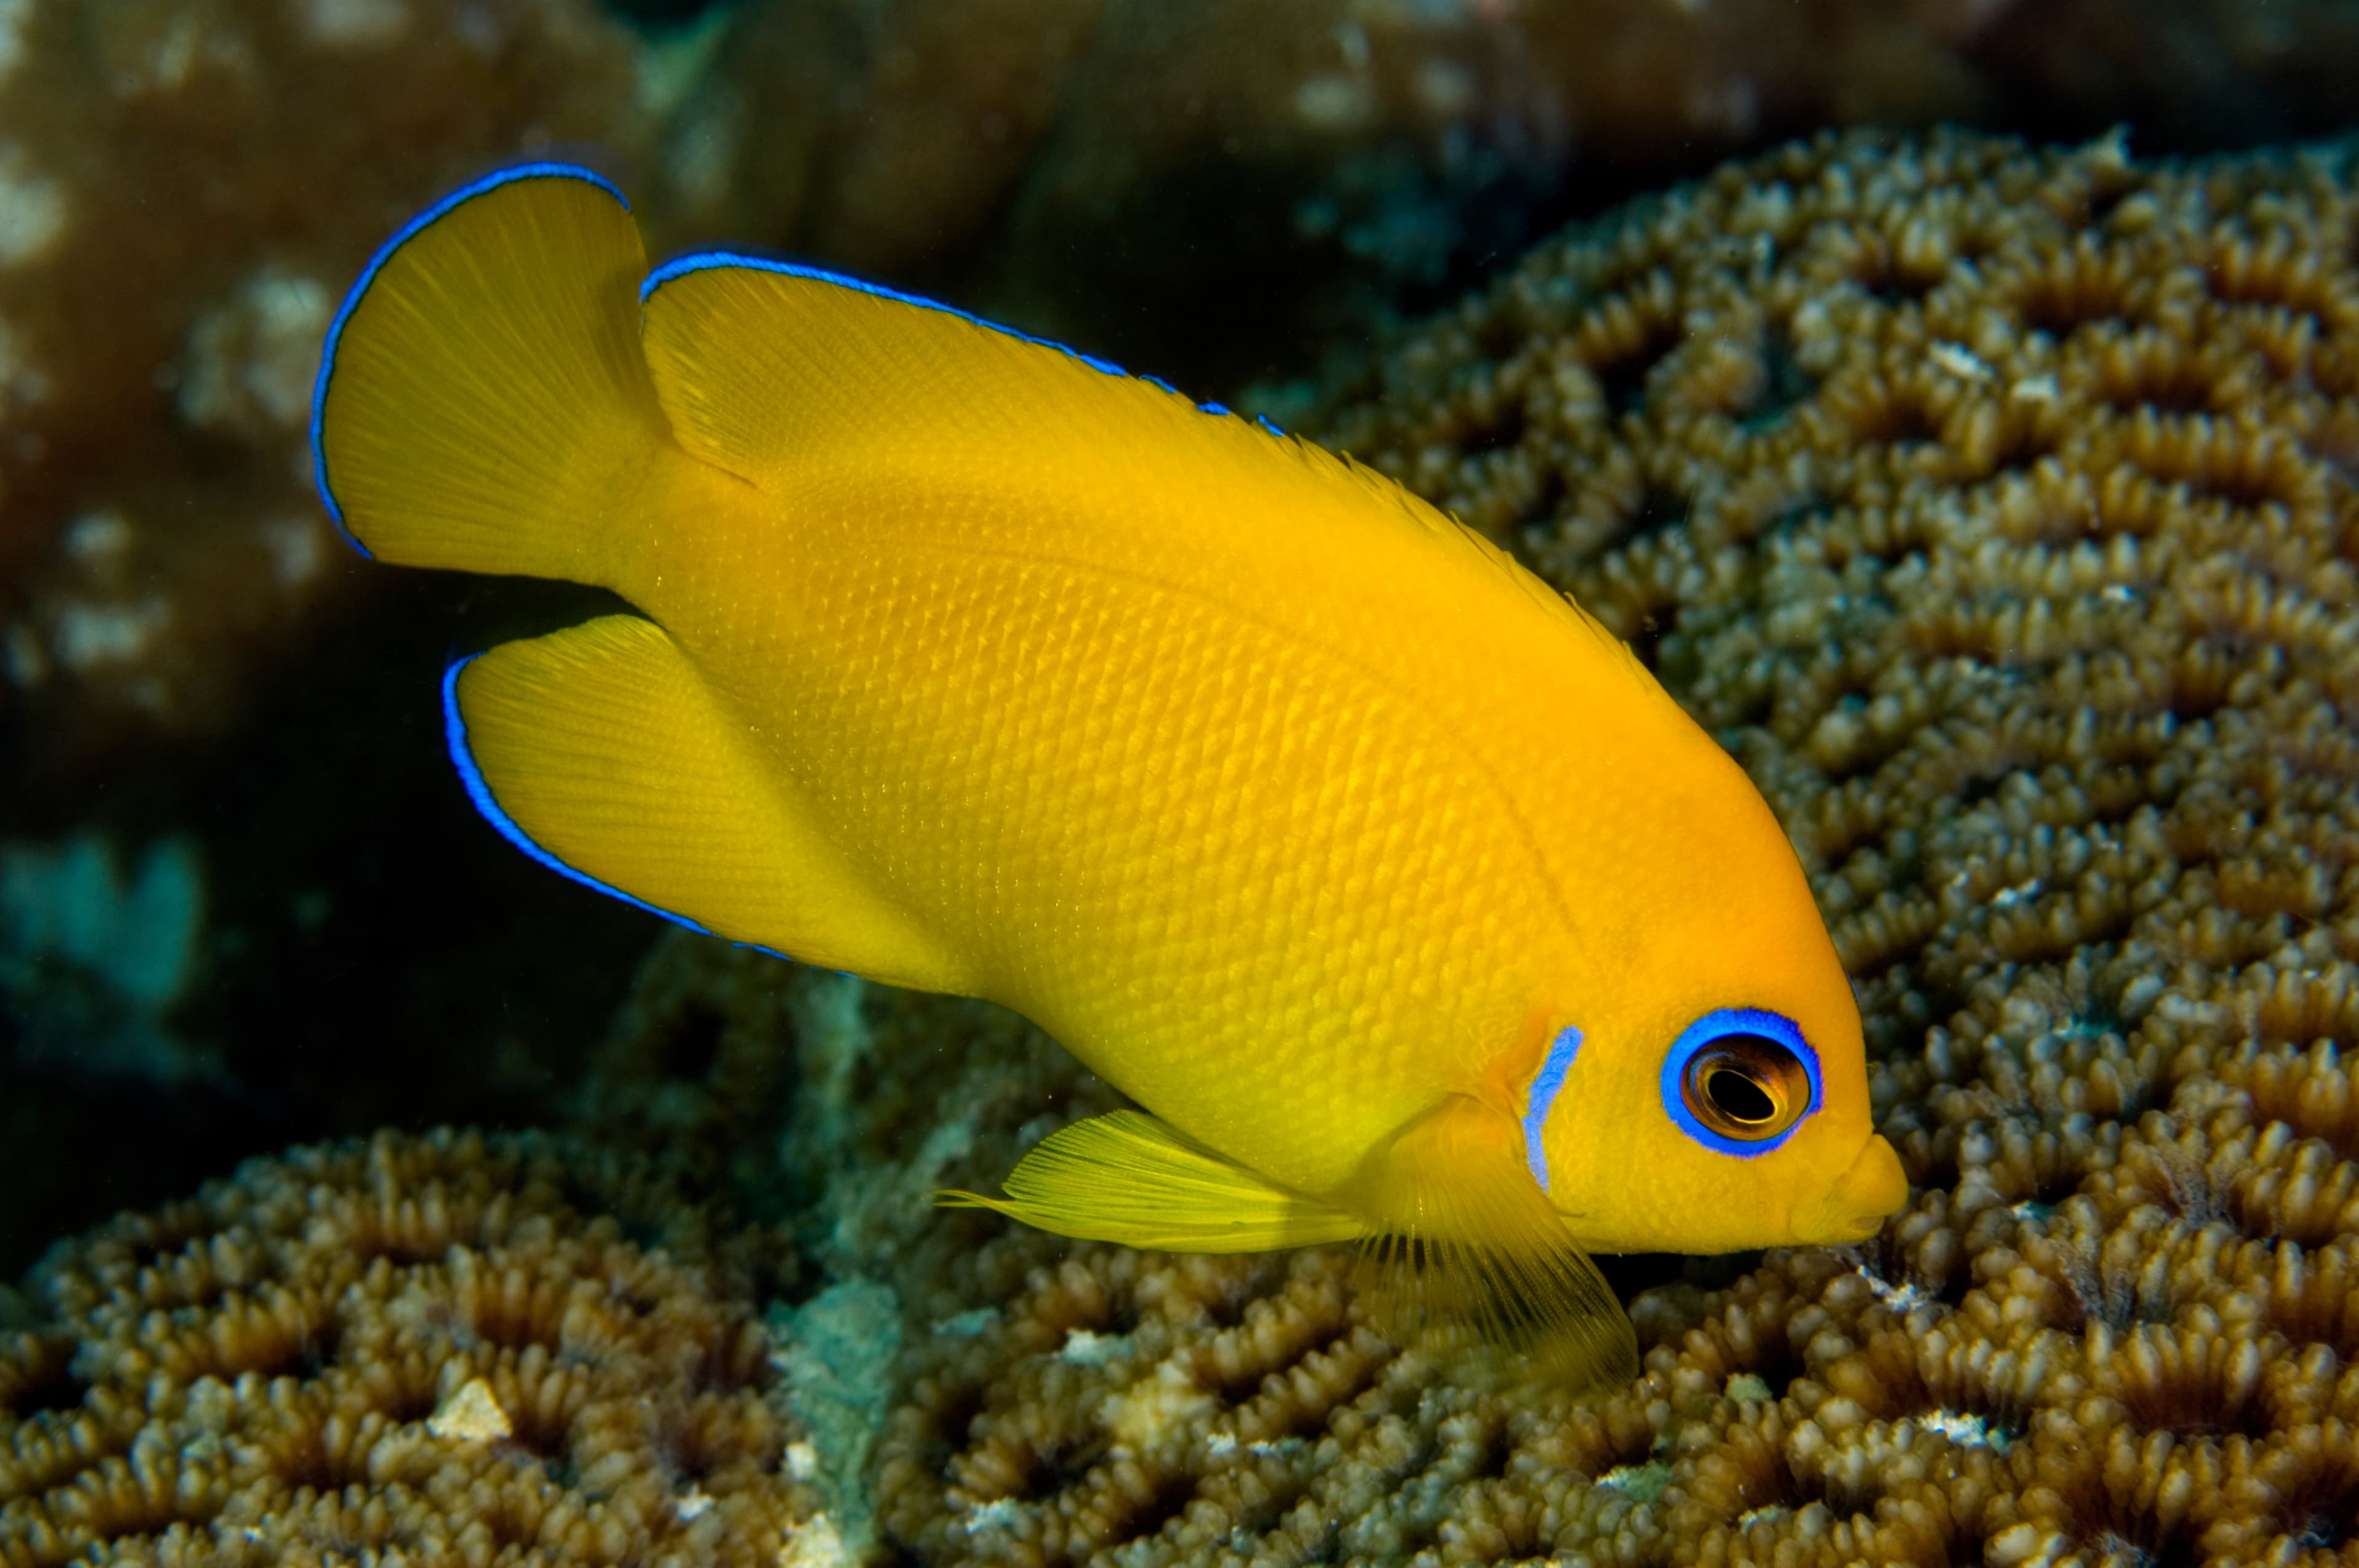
7 2 2359 1565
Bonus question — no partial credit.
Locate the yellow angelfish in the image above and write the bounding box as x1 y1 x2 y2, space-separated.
311 165 1906 1383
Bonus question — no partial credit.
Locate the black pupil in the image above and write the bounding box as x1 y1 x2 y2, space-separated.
1705 1063 1777 1123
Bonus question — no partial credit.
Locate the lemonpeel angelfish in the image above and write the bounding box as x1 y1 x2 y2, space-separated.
311 165 1908 1385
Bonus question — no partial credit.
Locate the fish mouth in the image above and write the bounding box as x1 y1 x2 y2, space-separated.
1794 1134 1908 1243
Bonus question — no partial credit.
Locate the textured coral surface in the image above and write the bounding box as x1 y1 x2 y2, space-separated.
692 0 2359 386
0 1128 820 1567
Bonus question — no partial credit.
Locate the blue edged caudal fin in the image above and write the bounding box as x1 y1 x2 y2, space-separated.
444 614 977 995
310 164 668 582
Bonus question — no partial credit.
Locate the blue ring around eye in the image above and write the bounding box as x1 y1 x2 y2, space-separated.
1659 1007 1821 1158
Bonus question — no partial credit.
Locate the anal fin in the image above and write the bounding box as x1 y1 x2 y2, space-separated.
449 614 972 993
937 1112 1367 1252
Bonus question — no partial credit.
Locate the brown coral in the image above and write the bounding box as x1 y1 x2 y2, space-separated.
0 1128 822 1567
1307 123 2359 1567
694 0 2359 391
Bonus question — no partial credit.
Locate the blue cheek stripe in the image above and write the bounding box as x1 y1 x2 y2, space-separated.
1521 1025 1582 1192
1660 1007 1821 1158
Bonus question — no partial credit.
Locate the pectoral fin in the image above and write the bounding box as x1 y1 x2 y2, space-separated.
1350 1095 1639 1390
937 1111 1366 1252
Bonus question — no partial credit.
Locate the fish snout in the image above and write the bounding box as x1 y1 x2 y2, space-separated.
1794 1134 1908 1242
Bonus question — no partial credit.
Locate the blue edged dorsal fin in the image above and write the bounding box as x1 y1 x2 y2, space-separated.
632 251 1288 485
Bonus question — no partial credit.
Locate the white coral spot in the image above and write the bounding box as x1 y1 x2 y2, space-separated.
0 0 29 83
146 13 203 89
259 516 326 589
63 512 133 565
780 1512 853 1567
0 145 65 267
52 596 170 672
426 1378 512 1441
961 1498 1019 1532
1059 1327 1129 1366
1918 1409 2007 1449
1294 74 1376 132
180 267 333 433
1415 60 1476 119
3 622 44 687
1928 341 1993 382
0 316 50 411
1100 1355 1215 1451
1855 1262 1935 1313
305 0 408 47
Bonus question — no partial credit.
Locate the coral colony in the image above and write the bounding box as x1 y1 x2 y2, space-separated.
0 1132 831 1567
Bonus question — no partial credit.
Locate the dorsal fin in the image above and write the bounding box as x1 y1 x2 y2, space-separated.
631 253 1645 673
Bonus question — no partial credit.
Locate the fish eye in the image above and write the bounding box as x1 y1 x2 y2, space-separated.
1659 1008 1821 1156
1686 1037 1802 1135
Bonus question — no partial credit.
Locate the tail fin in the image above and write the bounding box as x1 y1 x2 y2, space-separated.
310 163 669 583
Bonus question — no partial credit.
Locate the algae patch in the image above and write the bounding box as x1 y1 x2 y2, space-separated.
773 1277 902 1556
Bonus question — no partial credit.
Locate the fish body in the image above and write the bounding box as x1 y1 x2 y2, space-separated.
314 166 1906 1378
